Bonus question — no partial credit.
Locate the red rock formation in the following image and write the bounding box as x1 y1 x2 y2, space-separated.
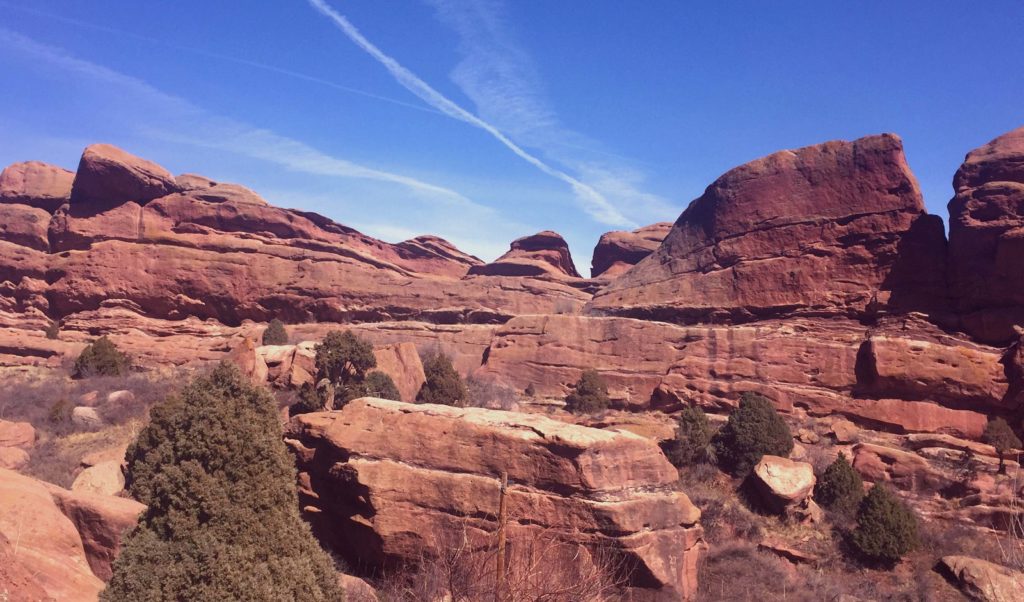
591 222 671 278
948 127 1024 344
0 144 590 327
588 134 945 323
0 160 74 212
287 399 705 600
47 485 145 581
0 468 104 600
469 230 581 278
0 203 50 252
70 143 178 208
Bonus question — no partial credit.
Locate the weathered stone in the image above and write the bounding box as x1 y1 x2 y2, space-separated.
751 455 819 521
71 460 124 496
372 342 425 402
0 446 29 470
71 406 103 430
47 485 144 581
0 160 74 212
591 222 671 278
588 134 944 323
70 143 177 208
830 419 859 443
337 573 379 602
937 555 1024 602
287 399 704 601
0 420 35 449
0 468 103 600
0 203 50 251
469 230 581 279
948 127 1024 344
852 442 949 492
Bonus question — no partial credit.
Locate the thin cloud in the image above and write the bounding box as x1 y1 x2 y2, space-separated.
424 0 678 225
0 27 480 209
0 1 442 116
307 0 635 228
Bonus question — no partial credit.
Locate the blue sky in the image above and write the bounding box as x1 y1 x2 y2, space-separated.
2 1 1022 266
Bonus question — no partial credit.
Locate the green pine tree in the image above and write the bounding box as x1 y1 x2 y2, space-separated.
364 370 401 401
664 405 713 467
564 370 610 414
102 363 342 601
815 453 864 520
712 392 793 475
417 352 468 406
262 318 289 345
850 483 919 566
74 336 130 378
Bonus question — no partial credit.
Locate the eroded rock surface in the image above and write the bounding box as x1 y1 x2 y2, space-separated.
286 398 705 600
469 230 581 278
948 127 1024 344
591 222 671 278
588 134 946 323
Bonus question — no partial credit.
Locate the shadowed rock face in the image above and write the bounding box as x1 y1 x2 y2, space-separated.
591 222 672 278
587 134 946 323
469 230 581 278
948 127 1024 344
286 398 705 601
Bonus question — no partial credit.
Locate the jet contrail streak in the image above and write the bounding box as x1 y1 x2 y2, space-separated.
306 0 634 228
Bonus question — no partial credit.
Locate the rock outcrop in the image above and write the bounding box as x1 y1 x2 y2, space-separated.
286 398 705 600
750 456 821 521
588 134 946 323
0 160 74 212
591 222 671 278
48 485 145 581
469 230 581 278
70 143 178 208
937 555 1024 602
0 468 105 601
948 127 1024 344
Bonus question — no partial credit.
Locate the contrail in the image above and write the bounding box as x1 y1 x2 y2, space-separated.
307 0 635 228
0 0 442 116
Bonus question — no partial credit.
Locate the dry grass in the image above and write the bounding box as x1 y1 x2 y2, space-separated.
0 367 178 487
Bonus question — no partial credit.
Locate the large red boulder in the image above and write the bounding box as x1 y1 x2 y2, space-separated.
0 468 104 600
70 143 178 208
287 399 705 600
948 127 1024 344
0 203 50 251
47 485 144 581
469 230 581 278
587 134 945 323
0 160 74 212
591 222 671 278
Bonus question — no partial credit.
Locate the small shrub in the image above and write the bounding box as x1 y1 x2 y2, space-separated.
364 370 401 401
564 370 609 414
262 318 288 345
417 352 467 406
47 398 72 425
815 453 864 521
314 330 376 407
290 382 327 417
982 417 1021 474
466 376 519 410
713 392 793 476
664 405 713 467
524 383 537 397
45 321 60 340
850 484 919 565
73 336 130 378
